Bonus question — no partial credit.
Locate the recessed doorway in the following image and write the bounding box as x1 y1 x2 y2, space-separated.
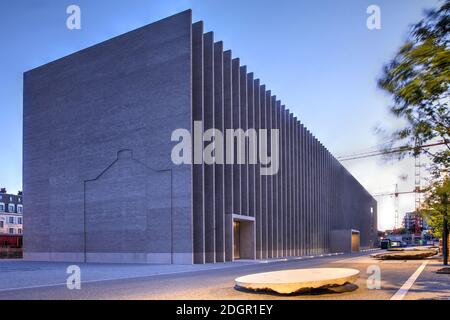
351 230 360 252
233 221 241 259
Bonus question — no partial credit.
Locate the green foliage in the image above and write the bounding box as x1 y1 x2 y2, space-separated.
378 0 450 175
421 176 449 237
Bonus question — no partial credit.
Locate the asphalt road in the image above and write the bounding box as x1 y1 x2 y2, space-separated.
1 252 446 300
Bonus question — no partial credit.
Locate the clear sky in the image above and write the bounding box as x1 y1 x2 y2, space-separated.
0 0 442 230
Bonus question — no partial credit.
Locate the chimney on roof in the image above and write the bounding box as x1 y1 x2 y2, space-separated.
18 191 23 196
0 188 6 194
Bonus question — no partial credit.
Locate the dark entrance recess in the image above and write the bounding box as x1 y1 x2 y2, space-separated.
233 221 241 259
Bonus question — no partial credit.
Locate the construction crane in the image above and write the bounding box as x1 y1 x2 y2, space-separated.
337 140 448 162
337 140 446 233
373 187 419 231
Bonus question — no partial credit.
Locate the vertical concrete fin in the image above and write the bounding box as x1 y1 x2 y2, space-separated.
213 41 225 262
203 31 215 263
265 90 273 258
270 96 278 257
275 100 284 257
247 73 255 219
239 66 248 216
280 105 286 257
192 21 205 264
253 79 262 259
231 58 241 216
259 84 267 259
293 116 298 256
276 102 283 257
223 50 234 262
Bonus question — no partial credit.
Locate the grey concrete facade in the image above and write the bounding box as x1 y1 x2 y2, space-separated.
23 10 377 264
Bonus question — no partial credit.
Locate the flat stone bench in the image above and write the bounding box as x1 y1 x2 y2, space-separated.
235 268 360 294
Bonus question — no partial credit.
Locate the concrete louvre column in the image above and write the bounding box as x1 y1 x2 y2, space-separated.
260 85 268 259
324 147 328 252
232 58 241 216
298 123 303 256
331 152 335 250
312 137 318 254
291 116 296 256
213 41 225 262
300 124 306 256
271 96 278 257
326 150 330 252
324 149 328 252
289 113 295 256
253 79 262 259
203 32 215 263
276 102 283 257
319 142 324 253
310 135 314 254
320 141 324 253
322 145 326 253
247 73 255 218
286 110 292 256
298 121 303 256
291 117 296 256
284 109 290 256
306 130 312 255
266 91 273 258
326 149 329 252
223 50 233 262
323 148 330 253
192 21 205 264
299 121 304 256
293 117 299 256
281 108 286 256
239 66 248 216
314 138 320 254
316 141 320 254
281 105 287 257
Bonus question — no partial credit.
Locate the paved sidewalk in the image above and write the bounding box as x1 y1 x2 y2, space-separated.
0 252 351 292
0 259 259 291
404 260 450 300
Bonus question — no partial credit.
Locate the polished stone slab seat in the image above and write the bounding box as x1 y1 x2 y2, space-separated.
235 268 360 294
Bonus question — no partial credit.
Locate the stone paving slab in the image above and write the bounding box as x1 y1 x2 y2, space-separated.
0 259 259 291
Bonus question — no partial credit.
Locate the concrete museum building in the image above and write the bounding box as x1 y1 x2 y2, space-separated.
23 10 377 264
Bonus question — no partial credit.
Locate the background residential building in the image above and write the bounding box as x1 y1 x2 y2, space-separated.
0 188 23 236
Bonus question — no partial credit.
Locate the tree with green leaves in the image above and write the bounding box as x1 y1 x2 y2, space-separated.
421 175 449 264
378 0 449 176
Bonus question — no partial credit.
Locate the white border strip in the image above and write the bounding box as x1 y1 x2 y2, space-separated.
390 261 429 300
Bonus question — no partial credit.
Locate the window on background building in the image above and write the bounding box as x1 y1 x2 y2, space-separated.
8 204 15 212
0 221 3 228
18 229 22 234
0 203 4 212
18 197 21 203
17 205 23 213
370 207 375 233
9 217 14 224
18 217 22 224
9 197 12 202
9 228 14 234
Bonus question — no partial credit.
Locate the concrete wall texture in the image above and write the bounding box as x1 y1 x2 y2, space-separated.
23 10 377 264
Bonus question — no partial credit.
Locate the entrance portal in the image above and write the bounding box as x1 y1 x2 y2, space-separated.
227 214 255 261
351 230 360 252
233 221 241 259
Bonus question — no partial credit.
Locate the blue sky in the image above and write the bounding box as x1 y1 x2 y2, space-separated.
0 0 441 230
